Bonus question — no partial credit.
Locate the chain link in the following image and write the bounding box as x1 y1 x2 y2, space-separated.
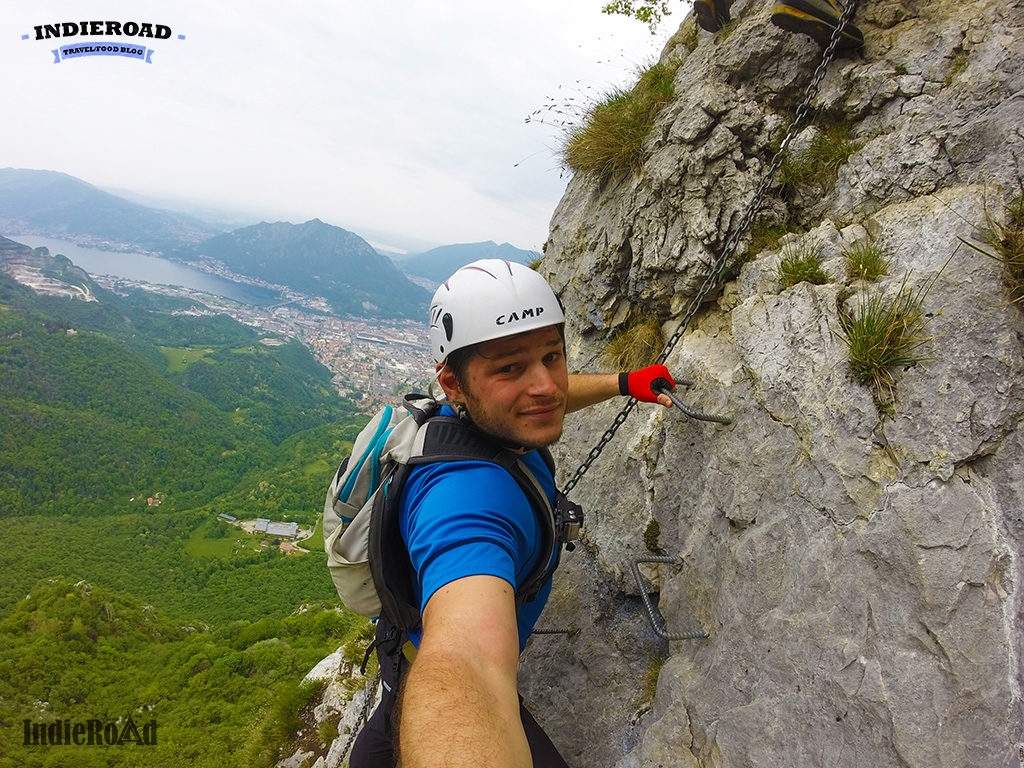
561 0 858 497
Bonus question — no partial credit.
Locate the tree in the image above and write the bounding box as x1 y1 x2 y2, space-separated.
601 0 673 33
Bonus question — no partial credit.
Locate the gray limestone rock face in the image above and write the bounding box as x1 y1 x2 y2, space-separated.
525 0 1024 765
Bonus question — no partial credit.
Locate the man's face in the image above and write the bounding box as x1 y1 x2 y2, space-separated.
440 325 568 450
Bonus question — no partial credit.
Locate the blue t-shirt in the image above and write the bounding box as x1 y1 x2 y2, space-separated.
399 432 556 652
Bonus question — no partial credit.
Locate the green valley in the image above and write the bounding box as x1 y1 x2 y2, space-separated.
0 268 374 767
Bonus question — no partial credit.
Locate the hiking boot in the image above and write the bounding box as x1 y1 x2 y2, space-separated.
770 0 864 50
693 0 733 32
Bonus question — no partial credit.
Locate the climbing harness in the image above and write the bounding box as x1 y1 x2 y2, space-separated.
562 0 859 498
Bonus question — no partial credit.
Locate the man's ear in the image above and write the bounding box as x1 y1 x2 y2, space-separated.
436 363 465 403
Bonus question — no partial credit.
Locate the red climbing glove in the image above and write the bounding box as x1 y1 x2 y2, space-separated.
619 364 675 403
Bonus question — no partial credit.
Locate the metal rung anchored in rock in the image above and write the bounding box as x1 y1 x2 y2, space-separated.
652 378 731 425
631 556 709 641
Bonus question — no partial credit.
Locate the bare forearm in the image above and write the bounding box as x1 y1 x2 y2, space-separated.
565 373 620 413
400 576 531 767
399 651 530 768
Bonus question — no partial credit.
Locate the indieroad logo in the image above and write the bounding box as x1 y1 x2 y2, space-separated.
21 20 186 64
23 714 157 747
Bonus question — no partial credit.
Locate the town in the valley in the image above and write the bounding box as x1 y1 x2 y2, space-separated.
2 246 433 411
117 273 435 410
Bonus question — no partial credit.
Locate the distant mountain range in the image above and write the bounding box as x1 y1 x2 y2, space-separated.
398 241 540 284
0 168 539 319
0 168 227 252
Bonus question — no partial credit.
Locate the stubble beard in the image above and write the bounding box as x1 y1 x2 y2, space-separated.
461 394 565 452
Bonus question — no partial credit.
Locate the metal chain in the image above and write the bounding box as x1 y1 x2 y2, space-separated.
561 0 858 497
336 670 381 764
562 398 641 495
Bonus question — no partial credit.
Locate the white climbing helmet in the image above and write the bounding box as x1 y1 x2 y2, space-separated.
429 259 565 364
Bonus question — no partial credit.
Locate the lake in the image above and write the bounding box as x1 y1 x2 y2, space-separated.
8 235 280 306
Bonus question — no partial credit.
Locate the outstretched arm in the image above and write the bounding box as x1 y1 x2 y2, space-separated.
399 575 530 768
566 364 675 414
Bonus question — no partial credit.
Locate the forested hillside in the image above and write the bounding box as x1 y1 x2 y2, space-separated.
0 272 374 767
0 273 357 517
0 577 374 768
170 218 431 319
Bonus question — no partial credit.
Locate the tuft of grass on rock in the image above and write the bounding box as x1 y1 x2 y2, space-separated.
562 59 679 179
716 17 741 42
843 240 890 282
662 16 699 52
602 312 665 372
778 242 831 289
640 655 666 706
985 194 1024 306
779 120 863 196
643 519 662 553
838 276 930 413
746 219 792 260
944 48 969 86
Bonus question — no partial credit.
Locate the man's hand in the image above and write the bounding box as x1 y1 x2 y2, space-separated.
619 364 675 408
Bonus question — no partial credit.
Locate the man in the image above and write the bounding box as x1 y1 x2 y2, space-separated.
349 259 674 767
694 0 864 50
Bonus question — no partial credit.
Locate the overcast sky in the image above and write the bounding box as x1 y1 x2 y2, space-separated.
3 1 686 253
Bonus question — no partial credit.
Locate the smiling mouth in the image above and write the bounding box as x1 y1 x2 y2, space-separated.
520 403 563 418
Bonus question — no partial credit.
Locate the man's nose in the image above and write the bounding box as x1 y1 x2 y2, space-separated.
525 361 559 395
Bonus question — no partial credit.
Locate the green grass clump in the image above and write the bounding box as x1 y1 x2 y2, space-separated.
959 193 1024 307
318 719 339 746
839 278 929 412
562 60 678 178
602 312 665 372
747 219 792 259
986 194 1024 305
944 49 969 86
715 17 741 42
245 678 327 768
640 655 666 706
779 120 864 196
843 241 890 281
665 17 699 52
778 243 831 289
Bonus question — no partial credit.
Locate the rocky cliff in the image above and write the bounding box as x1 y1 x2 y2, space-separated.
302 0 1024 765
525 0 1024 765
